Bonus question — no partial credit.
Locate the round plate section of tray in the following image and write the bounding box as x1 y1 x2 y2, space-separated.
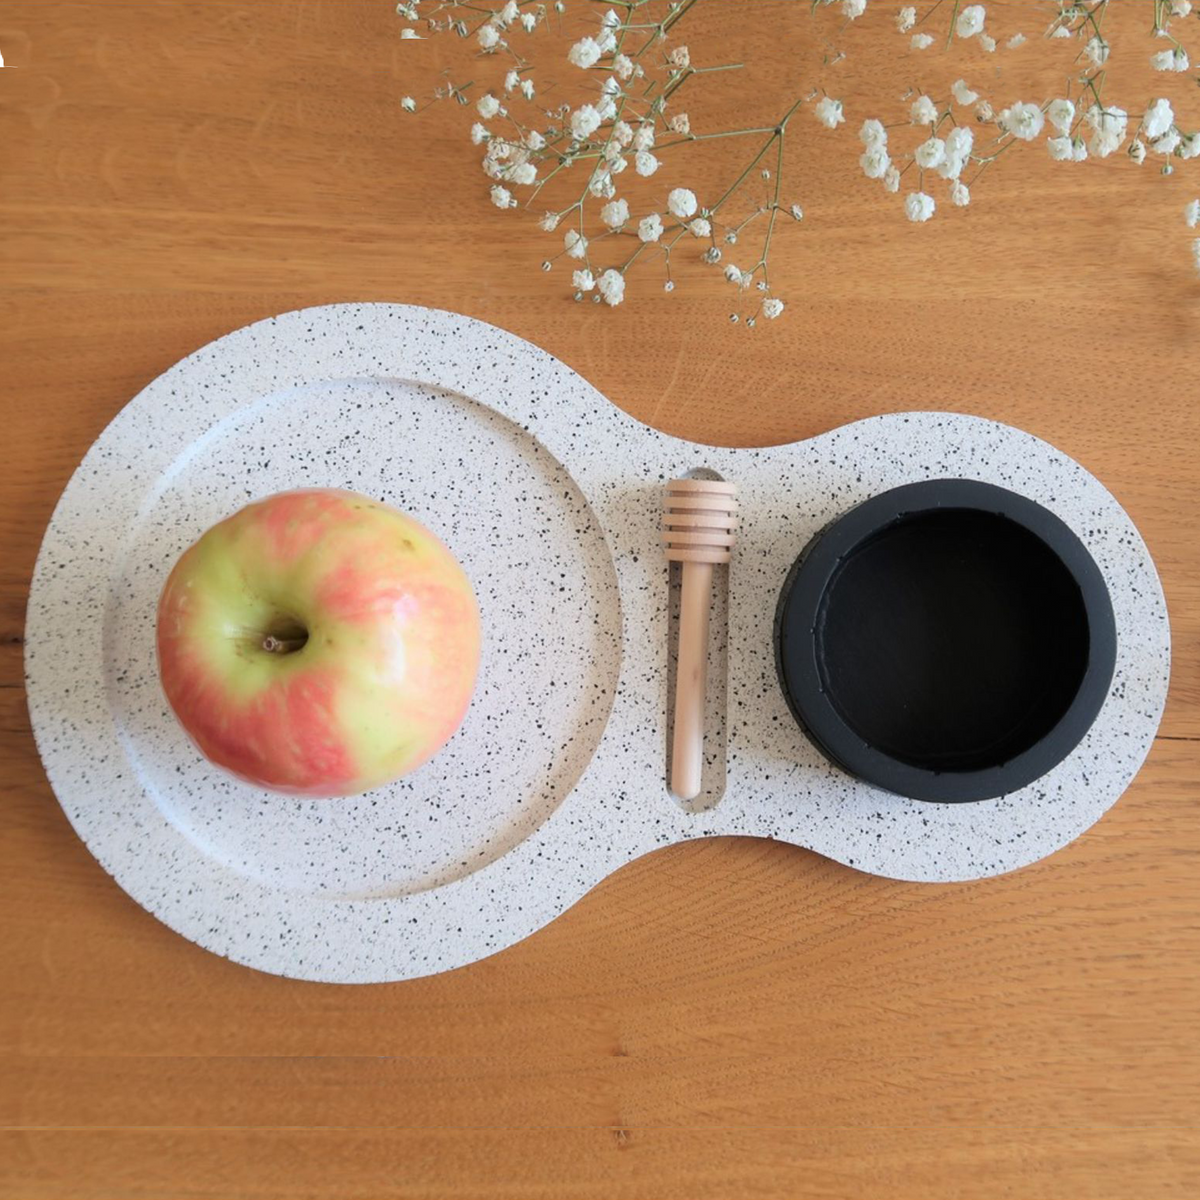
26 306 635 980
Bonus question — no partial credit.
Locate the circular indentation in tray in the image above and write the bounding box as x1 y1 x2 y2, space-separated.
103 377 620 897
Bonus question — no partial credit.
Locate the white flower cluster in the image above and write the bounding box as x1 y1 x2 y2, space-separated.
999 102 1044 142
956 5 986 39
814 97 845 130
858 91 974 222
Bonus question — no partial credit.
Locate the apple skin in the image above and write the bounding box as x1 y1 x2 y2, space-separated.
156 489 481 797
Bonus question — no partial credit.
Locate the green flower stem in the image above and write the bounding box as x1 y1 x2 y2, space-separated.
657 123 786 151
752 131 787 283
946 0 961 50
914 0 947 28
660 0 698 37
707 95 803 219
965 132 1016 187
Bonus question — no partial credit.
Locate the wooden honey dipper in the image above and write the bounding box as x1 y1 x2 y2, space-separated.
663 478 738 801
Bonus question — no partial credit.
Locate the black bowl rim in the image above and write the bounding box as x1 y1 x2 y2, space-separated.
774 479 1118 804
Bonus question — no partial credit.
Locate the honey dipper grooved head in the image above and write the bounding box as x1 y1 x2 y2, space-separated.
663 479 738 565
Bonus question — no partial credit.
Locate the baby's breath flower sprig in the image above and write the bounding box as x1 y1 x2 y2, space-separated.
398 0 1200 311
397 0 802 317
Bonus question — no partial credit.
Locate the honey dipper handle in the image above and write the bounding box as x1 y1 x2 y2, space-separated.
671 558 713 801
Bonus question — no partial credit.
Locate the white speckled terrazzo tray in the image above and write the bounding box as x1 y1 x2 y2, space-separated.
25 304 1170 983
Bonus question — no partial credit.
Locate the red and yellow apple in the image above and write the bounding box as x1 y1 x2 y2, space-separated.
156 488 481 796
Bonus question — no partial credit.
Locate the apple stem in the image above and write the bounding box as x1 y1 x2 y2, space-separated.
261 635 306 654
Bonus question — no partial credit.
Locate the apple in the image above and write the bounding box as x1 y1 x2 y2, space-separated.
156 488 481 796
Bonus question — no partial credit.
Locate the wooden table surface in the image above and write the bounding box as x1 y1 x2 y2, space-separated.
2 2 1198 1197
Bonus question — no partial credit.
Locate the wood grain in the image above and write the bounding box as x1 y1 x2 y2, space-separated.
1 2 1198 1197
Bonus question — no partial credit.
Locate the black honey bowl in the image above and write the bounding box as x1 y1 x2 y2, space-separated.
773 479 1117 803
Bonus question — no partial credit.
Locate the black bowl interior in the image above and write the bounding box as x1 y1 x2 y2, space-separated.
815 508 1089 773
